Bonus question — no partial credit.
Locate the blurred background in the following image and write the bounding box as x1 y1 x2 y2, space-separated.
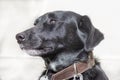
0 0 120 80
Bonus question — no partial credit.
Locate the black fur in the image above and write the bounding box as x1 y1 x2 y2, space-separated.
16 11 109 80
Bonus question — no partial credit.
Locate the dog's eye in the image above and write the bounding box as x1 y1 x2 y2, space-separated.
49 19 56 24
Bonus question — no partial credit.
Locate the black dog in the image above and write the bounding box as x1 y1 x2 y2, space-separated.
16 11 109 80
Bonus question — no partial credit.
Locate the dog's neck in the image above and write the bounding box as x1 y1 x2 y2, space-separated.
42 49 89 72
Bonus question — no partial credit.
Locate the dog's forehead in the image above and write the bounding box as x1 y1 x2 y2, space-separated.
34 11 81 25
42 11 79 20
45 11 70 20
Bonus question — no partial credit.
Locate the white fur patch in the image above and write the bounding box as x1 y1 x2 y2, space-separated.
49 62 57 71
24 50 42 56
39 76 49 80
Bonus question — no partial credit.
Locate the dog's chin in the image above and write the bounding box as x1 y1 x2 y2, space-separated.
22 47 53 56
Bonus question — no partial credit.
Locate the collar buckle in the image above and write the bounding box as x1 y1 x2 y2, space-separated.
73 63 83 80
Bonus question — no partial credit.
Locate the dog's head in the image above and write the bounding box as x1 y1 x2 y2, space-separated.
16 11 104 56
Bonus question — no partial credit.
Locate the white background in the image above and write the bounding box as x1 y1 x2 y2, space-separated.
0 0 120 80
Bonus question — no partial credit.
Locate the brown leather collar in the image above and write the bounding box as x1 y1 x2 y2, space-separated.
51 52 95 80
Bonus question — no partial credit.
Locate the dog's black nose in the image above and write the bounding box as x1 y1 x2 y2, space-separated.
16 33 25 43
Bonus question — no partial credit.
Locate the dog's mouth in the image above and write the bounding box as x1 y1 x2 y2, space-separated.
20 45 53 56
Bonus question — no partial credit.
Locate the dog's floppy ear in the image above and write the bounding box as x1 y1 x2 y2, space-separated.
78 15 104 52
